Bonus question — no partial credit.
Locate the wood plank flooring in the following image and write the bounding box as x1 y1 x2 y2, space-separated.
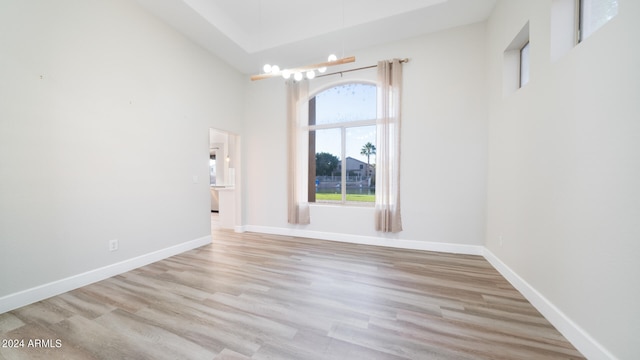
0 226 584 359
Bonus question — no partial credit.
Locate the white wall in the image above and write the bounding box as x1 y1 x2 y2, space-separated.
485 1 640 359
243 22 488 251
0 0 244 304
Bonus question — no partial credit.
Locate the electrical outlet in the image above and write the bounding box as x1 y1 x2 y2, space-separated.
109 239 119 252
499 236 504 247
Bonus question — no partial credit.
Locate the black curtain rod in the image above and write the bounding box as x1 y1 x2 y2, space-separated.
316 58 409 79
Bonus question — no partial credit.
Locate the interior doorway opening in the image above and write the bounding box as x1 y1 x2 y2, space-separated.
209 128 240 231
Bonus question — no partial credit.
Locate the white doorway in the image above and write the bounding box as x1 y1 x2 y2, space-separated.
209 128 240 231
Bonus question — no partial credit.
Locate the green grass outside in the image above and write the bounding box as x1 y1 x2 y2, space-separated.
315 193 375 202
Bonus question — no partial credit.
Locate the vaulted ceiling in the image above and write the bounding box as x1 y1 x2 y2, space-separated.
134 0 496 74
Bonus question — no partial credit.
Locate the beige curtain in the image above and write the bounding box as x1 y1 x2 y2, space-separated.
375 59 403 233
286 79 310 225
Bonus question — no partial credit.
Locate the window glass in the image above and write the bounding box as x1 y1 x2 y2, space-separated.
580 0 618 41
345 126 376 202
520 42 530 87
314 83 377 125
313 128 342 201
310 83 376 204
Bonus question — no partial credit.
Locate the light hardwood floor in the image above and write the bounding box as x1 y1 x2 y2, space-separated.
0 224 584 359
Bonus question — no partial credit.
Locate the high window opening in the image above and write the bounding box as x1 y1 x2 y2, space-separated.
503 22 530 95
551 0 619 61
308 83 377 204
519 41 531 87
579 0 619 42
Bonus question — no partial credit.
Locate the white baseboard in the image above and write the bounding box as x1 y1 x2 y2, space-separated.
0 235 212 314
243 225 484 256
483 249 617 360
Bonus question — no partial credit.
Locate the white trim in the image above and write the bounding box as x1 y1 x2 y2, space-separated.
483 248 618 360
243 225 484 255
0 236 212 314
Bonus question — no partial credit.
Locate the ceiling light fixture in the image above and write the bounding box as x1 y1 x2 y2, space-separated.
251 55 355 81
254 0 351 81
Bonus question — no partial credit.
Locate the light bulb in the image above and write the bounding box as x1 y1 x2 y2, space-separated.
318 67 327 73
281 69 291 79
271 65 280 74
263 64 272 73
306 70 316 79
327 54 338 62
294 72 303 81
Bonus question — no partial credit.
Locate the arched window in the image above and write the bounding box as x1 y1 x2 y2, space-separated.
308 83 377 204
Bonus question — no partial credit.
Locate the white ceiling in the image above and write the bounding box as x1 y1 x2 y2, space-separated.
134 0 496 74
